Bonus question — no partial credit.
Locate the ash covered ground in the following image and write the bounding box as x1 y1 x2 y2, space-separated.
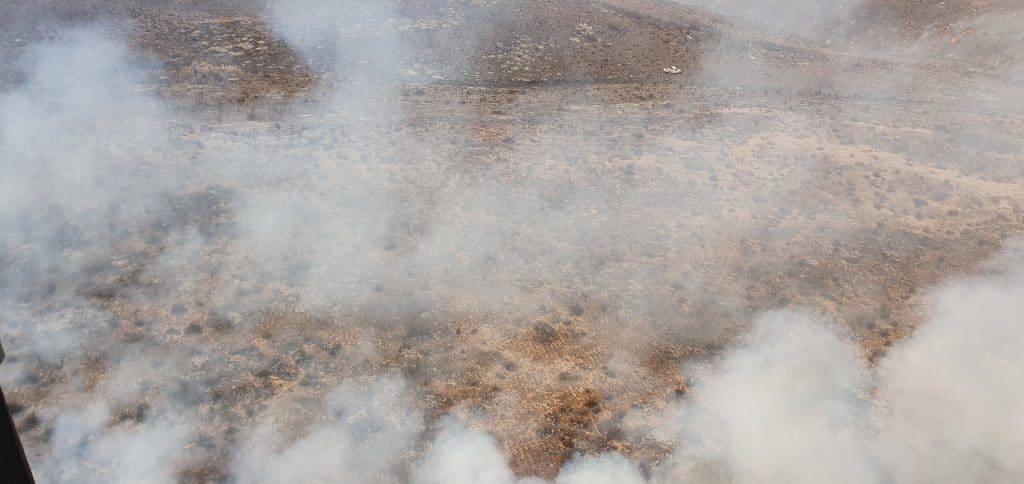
2 1 1024 482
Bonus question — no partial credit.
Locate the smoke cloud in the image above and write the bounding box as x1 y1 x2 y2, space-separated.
232 376 422 483
630 246 1024 483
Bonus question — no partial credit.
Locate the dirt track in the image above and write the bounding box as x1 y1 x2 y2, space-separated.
2 0 1024 480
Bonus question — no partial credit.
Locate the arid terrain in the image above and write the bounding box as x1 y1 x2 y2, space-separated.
2 1 1024 482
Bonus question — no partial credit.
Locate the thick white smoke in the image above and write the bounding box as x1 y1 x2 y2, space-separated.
649 310 880 484
34 354 197 483
232 377 422 483
635 248 1024 483
413 420 523 484
877 250 1024 482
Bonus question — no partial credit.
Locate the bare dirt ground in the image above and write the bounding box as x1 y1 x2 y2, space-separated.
2 0 1024 481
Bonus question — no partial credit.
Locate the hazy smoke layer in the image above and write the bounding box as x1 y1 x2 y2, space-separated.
265 0 403 74
674 0 856 36
225 256 1024 482
1 1 1023 483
